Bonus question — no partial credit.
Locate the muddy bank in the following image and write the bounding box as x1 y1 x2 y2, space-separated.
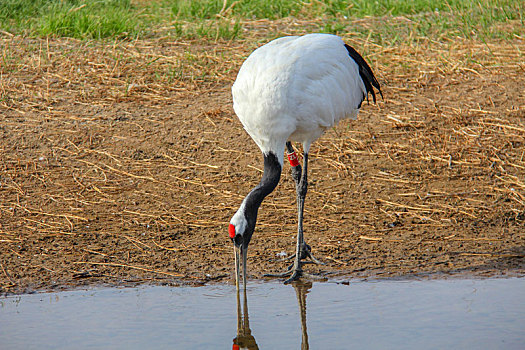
1 35 524 295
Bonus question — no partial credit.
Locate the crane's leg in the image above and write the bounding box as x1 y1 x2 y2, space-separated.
286 143 323 265
285 151 323 283
265 142 323 283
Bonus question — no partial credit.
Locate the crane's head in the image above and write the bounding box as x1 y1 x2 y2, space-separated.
228 205 255 249
229 205 257 291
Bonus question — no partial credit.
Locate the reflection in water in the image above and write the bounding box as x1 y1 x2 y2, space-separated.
233 281 313 350
2 279 524 349
293 281 312 350
233 286 258 350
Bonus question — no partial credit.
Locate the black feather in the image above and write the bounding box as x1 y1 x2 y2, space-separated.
344 43 383 105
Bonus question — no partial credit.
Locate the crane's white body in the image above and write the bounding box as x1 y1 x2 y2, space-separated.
232 33 366 164
229 33 381 286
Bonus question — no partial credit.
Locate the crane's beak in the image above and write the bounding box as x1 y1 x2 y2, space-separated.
233 243 247 292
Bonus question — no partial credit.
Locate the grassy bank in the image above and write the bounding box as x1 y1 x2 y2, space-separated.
0 0 523 41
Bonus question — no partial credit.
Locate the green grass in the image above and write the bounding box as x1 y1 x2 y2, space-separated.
0 0 143 39
169 0 300 19
0 0 523 41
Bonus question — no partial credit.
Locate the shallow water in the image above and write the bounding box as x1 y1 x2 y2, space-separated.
1 278 524 349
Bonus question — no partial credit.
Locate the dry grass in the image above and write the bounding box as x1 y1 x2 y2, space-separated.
1 21 524 293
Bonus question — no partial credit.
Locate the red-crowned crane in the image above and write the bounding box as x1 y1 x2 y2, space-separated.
229 33 382 289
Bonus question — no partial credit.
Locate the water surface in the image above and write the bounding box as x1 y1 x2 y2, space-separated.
1 278 524 349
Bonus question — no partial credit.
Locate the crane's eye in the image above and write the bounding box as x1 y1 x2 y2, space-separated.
228 224 236 238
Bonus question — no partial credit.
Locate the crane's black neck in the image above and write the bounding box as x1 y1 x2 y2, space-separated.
242 152 281 245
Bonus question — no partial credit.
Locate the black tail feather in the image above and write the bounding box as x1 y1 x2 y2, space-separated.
344 44 383 104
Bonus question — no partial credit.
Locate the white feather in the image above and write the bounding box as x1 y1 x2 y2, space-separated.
232 33 367 163
230 197 248 236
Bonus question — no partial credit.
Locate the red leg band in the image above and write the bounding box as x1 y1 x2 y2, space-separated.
287 151 300 167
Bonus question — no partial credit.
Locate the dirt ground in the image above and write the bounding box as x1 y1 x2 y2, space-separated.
1 25 524 294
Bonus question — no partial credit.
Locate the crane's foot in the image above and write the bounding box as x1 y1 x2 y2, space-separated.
300 243 324 265
264 263 294 278
264 264 324 284
271 243 324 265
284 270 323 284
264 243 324 283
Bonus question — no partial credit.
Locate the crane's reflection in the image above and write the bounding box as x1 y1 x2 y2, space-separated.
232 281 313 350
293 281 312 350
233 285 259 350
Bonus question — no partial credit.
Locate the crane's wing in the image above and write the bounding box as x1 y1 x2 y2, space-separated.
344 44 383 104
